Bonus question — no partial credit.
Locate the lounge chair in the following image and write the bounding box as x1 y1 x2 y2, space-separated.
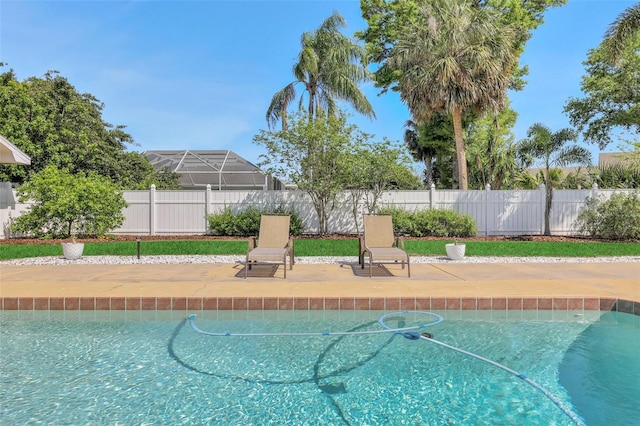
360 215 410 277
245 215 294 278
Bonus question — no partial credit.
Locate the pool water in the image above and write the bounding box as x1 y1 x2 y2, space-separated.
1 310 638 425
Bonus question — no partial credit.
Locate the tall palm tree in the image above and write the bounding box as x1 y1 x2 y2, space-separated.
266 11 375 129
602 2 640 64
517 123 592 235
388 0 519 189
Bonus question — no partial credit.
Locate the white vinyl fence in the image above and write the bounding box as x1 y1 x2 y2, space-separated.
0 182 634 238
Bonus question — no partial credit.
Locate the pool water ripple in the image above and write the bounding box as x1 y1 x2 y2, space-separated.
1 310 638 425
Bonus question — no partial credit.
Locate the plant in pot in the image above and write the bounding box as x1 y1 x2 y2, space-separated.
62 236 84 260
61 223 84 260
445 240 466 260
10 167 127 260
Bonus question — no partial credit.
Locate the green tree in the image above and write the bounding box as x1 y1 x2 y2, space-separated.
11 166 127 238
601 2 640 64
340 139 421 232
0 65 179 189
465 108 519 190
564 37 640 150
266 11 375 130
254 110 353 235
404 119 437 187
358 0 564 190
403 115 456 188
357 0 566 94
517 123 592 235
388 0 519 189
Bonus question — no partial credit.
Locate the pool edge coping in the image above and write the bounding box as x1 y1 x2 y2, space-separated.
2 296 638 316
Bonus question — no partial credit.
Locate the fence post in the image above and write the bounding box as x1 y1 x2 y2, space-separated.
205 184 211 233
150 184 156 236
430 183 436 209
0 182 12 239
591 182 598 199
485 183 491 237
539 183 546 235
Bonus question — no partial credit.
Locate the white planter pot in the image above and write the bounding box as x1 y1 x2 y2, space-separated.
445 243 466 260
62 242 84 260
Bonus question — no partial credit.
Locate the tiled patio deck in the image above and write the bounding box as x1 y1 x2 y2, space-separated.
1 260 638 313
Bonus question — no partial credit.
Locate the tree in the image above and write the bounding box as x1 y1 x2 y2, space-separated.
404 120 437 187
0 65 179 189
254 110 352 235
564 37 640 150
388 0 519 189
357 0 566 94
11 166 127 238
266 11 375 130
340 139 421 232
601 2 640 64
465 108 519 190
358 0 564 190
517 123 592 235
403 115 456 188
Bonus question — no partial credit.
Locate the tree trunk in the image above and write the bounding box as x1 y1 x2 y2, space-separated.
451 108 469 190
544 183 553 236
424 156 434 187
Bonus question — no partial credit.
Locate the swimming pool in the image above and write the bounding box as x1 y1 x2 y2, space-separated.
1 310 638 425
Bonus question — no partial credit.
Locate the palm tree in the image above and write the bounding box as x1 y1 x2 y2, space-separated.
388 0 519 189
517 123 592 235
602 2 640 64
266 11 375 129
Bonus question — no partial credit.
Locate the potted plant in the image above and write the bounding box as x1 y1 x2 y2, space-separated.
62 234 84 260
11 167 127 260
445 241 466 260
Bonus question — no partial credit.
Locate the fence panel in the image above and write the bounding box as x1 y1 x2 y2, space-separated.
550 189 593 235
1 183 636 238
120 191 151 235
488 189 544 236
154 190 206 235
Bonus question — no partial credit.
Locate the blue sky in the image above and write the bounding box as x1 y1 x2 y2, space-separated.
0 0 635 168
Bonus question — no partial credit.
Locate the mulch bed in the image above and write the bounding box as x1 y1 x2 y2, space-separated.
0 234 623 245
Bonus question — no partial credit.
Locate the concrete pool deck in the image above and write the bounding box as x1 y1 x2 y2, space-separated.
1 260 638 313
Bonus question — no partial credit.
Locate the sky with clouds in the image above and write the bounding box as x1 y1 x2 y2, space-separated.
0 0 635 168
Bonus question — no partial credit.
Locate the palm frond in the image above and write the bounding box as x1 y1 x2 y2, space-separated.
266 84 297 130
602 3 640 64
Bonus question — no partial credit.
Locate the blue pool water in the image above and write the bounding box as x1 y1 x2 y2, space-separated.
0 310 638 425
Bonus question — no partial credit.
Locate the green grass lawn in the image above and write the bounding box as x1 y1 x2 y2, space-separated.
1 238 638 260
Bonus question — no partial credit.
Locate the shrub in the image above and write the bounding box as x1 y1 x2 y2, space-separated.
378 207 477 237
11 166 127 238
574 192 640 240
377 206 417 235
207 205 303 236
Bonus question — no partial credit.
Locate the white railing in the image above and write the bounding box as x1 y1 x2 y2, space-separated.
0 182 633 238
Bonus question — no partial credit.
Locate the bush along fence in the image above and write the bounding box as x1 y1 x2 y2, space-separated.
0 182 635 238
